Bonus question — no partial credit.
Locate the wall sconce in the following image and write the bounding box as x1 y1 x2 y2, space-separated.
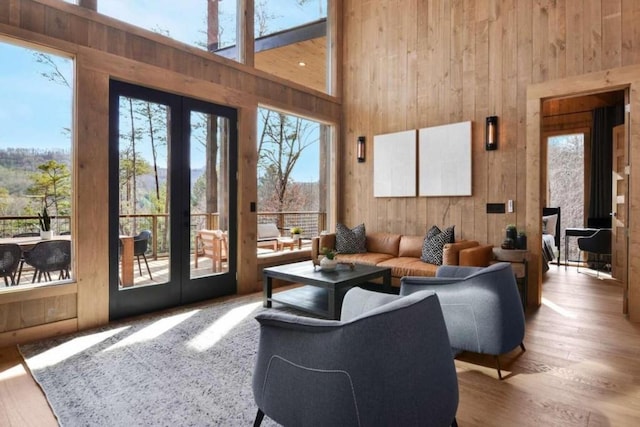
357 136 366 162
486 116 498 151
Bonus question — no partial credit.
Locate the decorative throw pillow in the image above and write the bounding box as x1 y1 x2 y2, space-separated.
421 225 455 265
335 223 366 254
425 225 440 239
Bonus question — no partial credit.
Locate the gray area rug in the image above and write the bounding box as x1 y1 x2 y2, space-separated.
19 293 286 426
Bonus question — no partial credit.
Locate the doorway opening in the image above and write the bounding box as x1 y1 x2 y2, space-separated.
540 89 627 308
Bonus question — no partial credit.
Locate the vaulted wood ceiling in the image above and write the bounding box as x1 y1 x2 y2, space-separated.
255 37 326 93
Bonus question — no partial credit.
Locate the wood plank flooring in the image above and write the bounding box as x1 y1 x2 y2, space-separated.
1 265 638 426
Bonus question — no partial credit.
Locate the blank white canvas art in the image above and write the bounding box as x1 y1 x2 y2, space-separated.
373 130 417 197
418 121 472 196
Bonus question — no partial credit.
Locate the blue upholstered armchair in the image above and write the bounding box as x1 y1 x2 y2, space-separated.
400 262 526 379
252 287 459 427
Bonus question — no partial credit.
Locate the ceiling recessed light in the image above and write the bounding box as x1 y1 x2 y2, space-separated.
298 61 306 67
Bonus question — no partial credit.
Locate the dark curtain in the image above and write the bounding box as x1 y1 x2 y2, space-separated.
589 105 624 224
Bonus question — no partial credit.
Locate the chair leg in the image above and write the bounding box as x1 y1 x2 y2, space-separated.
520 342 526 352
16 260 25 284
143 254 152 279
253 409 265 427
3 276 7 287
495 356 503 380
137 255 143 276
451 417 459 427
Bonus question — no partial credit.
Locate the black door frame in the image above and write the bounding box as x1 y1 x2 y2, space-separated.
108 80 237 320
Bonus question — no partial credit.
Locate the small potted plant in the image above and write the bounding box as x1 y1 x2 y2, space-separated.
320 246 338 271
38 207 53 240
516 231 527 250
290 226 303 241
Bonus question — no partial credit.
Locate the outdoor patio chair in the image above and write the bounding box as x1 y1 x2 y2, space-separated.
12 232 40 284
134 230 153 279
22 240 71 283
194 229 227 272
0 243 23 286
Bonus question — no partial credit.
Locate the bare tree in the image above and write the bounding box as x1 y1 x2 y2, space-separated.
257 109 316 211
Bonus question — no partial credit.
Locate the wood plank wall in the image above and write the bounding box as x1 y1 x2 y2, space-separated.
341 0 640 310
0 0 341 345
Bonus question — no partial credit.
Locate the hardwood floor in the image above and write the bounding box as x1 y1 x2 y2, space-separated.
0 265 638 426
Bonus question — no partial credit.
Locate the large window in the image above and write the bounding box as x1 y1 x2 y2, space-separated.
0 41 74 287
98 0 238 61
256 107 329 246
91 0 328 91
254 0 328 92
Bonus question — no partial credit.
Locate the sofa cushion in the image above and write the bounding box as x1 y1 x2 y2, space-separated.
398 235 424 258
335 223 367 254
421 226 455 265
335 252 394 265
378 257 438 278
366 233 401 256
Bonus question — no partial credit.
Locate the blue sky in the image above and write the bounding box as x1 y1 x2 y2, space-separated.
2 1 325 181
0 42 73 151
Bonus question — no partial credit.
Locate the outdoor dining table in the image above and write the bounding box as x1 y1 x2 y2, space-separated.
0 234 71 250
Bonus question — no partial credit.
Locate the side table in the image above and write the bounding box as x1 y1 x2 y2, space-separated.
492 247 529 308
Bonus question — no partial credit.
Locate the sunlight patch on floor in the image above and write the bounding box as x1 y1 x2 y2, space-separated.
541 296 577 319
104 310 200 351
188 301 262 352
27 327 129 369
0 364 26 381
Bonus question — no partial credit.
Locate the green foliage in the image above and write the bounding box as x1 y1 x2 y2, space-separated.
321 246 336 260
38 206 51 231
27 159 71 216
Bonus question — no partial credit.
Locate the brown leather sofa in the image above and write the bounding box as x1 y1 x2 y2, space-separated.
312 232 493 287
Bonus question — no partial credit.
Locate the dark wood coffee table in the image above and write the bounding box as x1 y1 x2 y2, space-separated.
263 260 392 319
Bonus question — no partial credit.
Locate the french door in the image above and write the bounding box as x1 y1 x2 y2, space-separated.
108 81 237 320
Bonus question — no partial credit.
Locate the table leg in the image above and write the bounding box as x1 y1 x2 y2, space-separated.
327 287 336 320
382 270 392 293
565 233 569 270
263 274 272 308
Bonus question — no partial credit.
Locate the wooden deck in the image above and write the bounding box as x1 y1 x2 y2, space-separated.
1 265 639 426
6 242 312 289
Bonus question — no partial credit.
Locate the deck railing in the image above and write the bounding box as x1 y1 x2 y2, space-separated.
0 211 326 259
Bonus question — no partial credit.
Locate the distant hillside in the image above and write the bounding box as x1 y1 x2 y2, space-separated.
0 147 70 170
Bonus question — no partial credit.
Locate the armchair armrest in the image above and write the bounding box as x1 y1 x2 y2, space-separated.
399 276 461 296
256 311 341 333
436 265 483 278
340 287 401 321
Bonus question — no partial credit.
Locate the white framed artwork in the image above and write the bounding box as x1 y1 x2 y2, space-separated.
418 121 472 196
373 130 417 197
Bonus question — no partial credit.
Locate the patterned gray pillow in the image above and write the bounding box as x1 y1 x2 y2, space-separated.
421 226 455 265
335 223 366 254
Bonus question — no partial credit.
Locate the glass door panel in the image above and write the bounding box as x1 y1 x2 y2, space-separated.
117 96 170 289
190 112 230 279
